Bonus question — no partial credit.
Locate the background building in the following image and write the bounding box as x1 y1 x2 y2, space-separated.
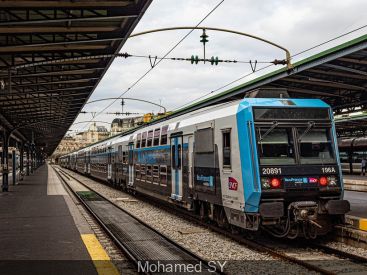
52 123 109 159
52 113 168 160
110 117 144 136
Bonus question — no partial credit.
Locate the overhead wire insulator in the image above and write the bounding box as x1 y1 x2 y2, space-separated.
272 59 287 65
200 29 209 63
200 29 209 44
210 56 219 65
191 55 199 64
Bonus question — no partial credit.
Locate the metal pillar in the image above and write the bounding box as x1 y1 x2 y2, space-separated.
30 149 34 174
26 146 30 176
20 143 24 180
2 131 9 192
12 147 16 185
31 131 35 172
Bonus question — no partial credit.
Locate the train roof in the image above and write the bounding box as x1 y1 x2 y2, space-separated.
61 97 332 157
239 98 331 108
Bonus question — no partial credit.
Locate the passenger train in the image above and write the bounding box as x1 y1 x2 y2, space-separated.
60 92 350 238
339 137 367 174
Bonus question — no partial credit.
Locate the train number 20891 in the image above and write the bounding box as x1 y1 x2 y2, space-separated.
262 168 282 175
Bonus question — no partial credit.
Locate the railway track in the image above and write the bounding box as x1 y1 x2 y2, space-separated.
57 166 367 274
165 198 367 274
53 166 224 275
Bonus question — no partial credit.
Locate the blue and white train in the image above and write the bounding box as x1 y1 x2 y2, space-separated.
60 92 350 238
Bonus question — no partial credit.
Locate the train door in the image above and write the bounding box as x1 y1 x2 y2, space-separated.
87 151 91 174
171 135 183 201
128 143 134 186
84 152 87 173
187 135 194 189
107 147 112 180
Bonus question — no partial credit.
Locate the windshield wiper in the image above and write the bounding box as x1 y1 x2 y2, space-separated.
298 121 315 142
259 121 278 142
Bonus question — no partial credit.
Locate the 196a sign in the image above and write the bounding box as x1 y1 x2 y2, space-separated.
322 167 336 173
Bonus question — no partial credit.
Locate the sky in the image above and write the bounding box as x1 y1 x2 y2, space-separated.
69 0 367 134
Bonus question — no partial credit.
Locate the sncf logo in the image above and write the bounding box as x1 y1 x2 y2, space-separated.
308 177 318 183
228 177 238 191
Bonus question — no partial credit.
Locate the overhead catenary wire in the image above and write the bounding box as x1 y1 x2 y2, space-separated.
125 53 277 65
172 24 367 111
79 0 225 131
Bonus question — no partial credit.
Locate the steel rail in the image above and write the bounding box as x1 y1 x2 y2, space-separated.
53 167 141 271
58 166 367 275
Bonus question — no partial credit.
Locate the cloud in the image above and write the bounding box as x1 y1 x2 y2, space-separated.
70 0 367 132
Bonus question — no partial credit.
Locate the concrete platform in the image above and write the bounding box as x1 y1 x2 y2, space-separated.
0 164 99 275
343 174 367 192
344 190 367 219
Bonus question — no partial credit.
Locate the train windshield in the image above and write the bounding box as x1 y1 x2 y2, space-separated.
256 127 295 165
297 128 335 164
253 107 337 166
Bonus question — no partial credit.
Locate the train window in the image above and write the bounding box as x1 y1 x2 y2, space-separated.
136 133 141 148
195 128 214 153
222 129 231 168
141 165 146 181
160 166 167 174
147 130 153 147
171 145 176 168
160 165 167 186
142 132 147 147
153 165 160 184
135 164 141 179
153 128 160 146
177 144 182 169
256 127 295 165
161 125 168 145
146 165 152 182
298 128 335 164
122 151 127 164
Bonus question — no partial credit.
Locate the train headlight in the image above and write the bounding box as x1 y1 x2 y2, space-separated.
261 178 271 189
327 176 337 187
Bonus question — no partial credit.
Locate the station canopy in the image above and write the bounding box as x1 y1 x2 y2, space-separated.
0 0 151 155
335 113 367 137
176 34 367 135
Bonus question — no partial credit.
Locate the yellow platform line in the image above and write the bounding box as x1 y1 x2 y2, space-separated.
81 234 120 275
360 219 367 231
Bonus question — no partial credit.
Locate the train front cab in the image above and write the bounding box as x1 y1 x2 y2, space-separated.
238 98 350 238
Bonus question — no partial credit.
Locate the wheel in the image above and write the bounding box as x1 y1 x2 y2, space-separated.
217 208 229 228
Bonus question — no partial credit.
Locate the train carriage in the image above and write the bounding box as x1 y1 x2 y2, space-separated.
60 92 350 238
338 137 367 174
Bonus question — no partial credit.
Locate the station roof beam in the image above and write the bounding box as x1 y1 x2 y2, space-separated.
0 0 152 155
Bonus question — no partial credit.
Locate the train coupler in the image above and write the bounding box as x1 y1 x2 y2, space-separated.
290 201 318 222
